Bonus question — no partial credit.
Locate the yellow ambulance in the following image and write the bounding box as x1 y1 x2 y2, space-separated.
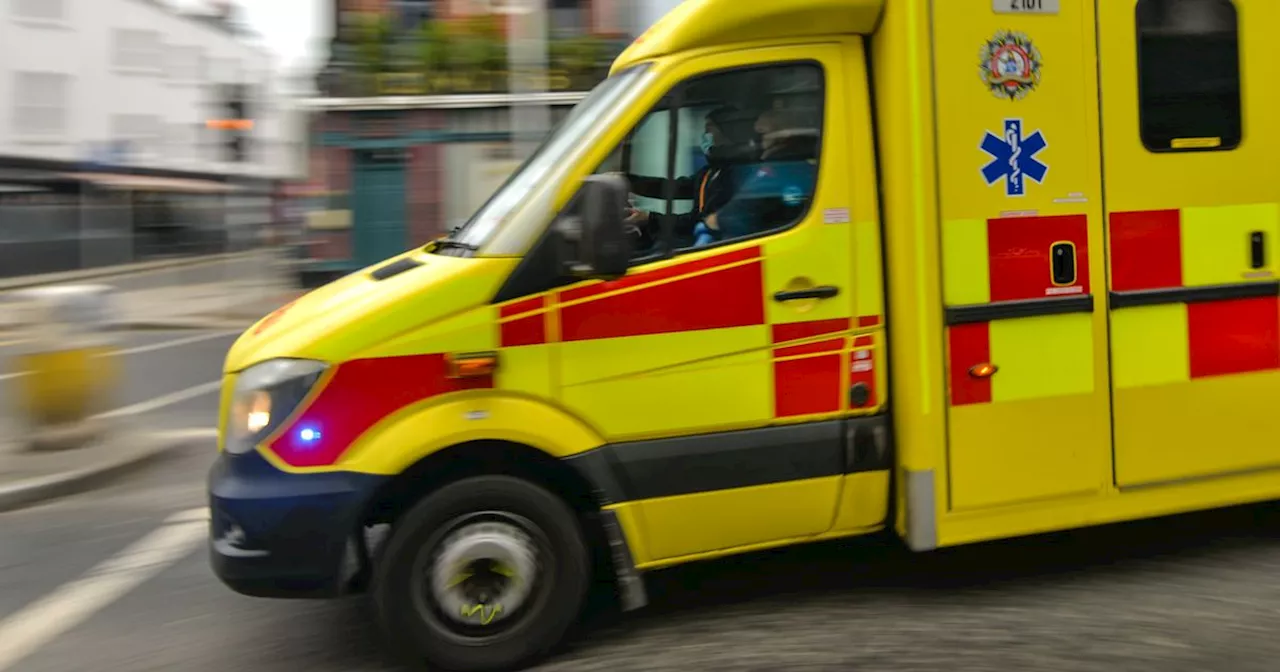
209 0 1280 669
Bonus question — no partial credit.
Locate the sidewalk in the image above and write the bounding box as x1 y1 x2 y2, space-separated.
0 280 305 333
0 425 210 512
110 281 305 330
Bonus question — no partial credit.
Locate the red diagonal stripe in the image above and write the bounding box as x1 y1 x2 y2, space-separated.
560 260 765 341
500 295 545 319
268 354 492 468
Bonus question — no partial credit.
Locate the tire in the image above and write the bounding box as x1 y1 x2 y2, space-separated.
373 475 591 672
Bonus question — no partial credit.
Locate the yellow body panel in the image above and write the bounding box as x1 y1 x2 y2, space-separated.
1180 203 1280 287
1114 371 1280 487
631 477 843 562
949 393 1106 511
989 314 1094 402
561 339 772 441
1110 305 1189 389
941 218 990 306
612 0 883 73
337 393 607 476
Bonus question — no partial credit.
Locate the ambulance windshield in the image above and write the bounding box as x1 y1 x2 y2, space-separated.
441 64 653 255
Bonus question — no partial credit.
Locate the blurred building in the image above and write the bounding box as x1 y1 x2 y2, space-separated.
0 0 305 278
0 0 301 181
294 0 682 285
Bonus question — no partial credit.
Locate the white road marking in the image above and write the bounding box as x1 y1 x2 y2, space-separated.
154 427 219 441
0 507 210 672
114 330 238 356
0 330 237 381
93 381 222 419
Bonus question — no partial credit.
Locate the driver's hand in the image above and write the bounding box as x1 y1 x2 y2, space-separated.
624 208 649 228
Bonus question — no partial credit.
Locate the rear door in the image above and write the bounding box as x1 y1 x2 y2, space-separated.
1098 0 1280 487
932 0 1114 510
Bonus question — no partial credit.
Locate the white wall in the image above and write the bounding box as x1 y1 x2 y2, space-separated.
0 0 304 180
631 0 683 34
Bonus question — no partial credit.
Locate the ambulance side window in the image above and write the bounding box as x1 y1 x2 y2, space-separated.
591 61 825 259
1135 0 1241 151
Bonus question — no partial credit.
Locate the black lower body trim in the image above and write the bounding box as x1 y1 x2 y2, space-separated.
1110 280 1279 309
565 415 892 503
945 294 1094 326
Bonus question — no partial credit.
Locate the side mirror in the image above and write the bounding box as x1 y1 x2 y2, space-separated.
556 173 633 279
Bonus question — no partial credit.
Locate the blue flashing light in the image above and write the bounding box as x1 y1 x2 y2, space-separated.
298 427 321 443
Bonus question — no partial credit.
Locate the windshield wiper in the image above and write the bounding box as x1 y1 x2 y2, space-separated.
433 239 478 252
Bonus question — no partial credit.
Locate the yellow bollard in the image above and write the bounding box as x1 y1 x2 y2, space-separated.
8 285 120 451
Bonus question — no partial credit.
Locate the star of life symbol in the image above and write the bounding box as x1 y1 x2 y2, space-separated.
980 118 1048 197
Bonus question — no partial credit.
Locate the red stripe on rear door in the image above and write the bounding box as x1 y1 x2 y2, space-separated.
948 323 991 406
1187 296 1280 379
987 214 1090 302
1109 209 1182 292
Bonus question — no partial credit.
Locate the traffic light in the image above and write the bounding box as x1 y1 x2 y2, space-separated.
214 84 252 162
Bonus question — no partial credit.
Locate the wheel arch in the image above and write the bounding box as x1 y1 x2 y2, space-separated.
354 439 627 605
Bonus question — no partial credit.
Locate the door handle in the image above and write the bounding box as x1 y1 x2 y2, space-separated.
1251 231 1266 269
773 285 840 302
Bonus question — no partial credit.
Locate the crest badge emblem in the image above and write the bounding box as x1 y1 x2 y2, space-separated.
980 31 1043 101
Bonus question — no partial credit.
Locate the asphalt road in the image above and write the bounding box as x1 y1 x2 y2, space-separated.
5 329 1280 671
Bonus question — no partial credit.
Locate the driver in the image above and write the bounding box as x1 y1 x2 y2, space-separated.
625 104 755 248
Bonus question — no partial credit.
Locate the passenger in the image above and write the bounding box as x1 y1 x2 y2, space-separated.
711 106 820 238
625 105 755 248
754 108 819 162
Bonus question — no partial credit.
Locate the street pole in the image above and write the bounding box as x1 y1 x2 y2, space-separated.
507 0 550 161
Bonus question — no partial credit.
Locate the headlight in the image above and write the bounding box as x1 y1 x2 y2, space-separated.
224 358 328 455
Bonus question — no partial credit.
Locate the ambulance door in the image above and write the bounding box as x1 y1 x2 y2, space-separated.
1098 0 1280 487
932 1 1114 510
555 45 860 562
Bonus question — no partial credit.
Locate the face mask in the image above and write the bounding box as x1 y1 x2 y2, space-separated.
700 132 715 155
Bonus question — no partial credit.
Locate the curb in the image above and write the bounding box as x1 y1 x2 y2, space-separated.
0 430 206 513
0 252 265 293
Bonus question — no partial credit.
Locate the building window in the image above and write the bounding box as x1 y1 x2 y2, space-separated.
166 46 204 83
12 72 70 138
390 0 434 32
113 29 163 71
1136 0 1241 152
549 0 583 35
111 114 163 159
12 0 66 23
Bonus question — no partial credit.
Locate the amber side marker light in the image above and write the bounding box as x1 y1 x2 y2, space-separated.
447 352 499 379
968 363 998 379
206 119 254 130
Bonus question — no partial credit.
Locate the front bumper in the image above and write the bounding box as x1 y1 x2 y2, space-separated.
207 449 387 599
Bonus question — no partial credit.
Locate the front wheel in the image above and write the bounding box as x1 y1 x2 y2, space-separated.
373 475 591 672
